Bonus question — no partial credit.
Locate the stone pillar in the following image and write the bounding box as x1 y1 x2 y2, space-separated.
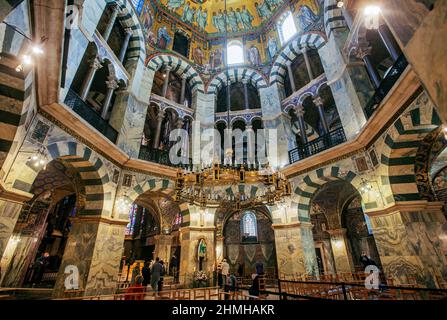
180 74 187 105
313 96 329 135
286 61 296 93
79 56 102 101
302 49 315 81
318 24 371 140
162 66 171 98
273 223 319 279
108 92 149 158
367 202 447 288
154 235 173 264
378 24 401 62
294 105 308 144
103 4 119 42
178 227 215 287
101 77 120 119
327 228 355 274
0 197 27 265
52 218 127 298
242 79 250 110
118 28 133 63
153 109 166 149
356 45 381 89
245 125 255 165
226 81 231 112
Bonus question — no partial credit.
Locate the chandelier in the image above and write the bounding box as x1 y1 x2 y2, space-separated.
174 162 292 209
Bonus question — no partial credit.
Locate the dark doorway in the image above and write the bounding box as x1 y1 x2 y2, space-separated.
172 32 190 58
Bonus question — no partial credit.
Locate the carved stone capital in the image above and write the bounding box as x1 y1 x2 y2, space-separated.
294 104 305 117
313 96 324 107
106 77 119 90
89 56 103 70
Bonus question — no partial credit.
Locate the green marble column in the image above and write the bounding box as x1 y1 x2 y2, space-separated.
368 202 447 288
273 222 319 279
52 218 127 298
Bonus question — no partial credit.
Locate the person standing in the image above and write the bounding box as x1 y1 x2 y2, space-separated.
32 252 50 287
170 255 178 281
360 252 377 269
217 261 223 287
141 261 151 287
130 262 141 286
221 259 230 289
255 260 264 275
158 260 166 292
150 257 163 296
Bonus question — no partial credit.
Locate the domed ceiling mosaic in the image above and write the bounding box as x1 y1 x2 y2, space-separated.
146 0 323 36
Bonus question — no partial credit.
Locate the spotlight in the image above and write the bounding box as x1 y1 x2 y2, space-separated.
32 45 44 55
364 5 381 16
22 54 32 65
337 1 344 8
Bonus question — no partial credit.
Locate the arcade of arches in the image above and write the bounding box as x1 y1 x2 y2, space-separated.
0 0 447 300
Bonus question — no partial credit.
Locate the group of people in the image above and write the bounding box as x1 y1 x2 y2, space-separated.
126 257 166 300
216 258 265 299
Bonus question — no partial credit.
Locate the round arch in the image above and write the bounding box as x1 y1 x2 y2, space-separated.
147 53 205 94
380 92 441 204
269 32 327 86
207 67 268 96
10 140 113 217
129 177 191 228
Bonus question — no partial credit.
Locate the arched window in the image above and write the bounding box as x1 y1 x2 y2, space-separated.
227 40 244 65
278 11 297 45
241 211 258 242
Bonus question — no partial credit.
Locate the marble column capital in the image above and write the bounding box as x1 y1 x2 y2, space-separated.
106 77 119 90
124 27 133 36
176 118 185 129
354 45 373 60
313 96 324 107
294 104 305 117
242 78 249 85
157 109 166 120
164 66 172 72
89 56 103 70
181 73 188 80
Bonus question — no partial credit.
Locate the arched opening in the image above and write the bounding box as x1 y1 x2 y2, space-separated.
0 159 89 288
221 207 277 278
151 67 192 106
310 180 382 277
283 49 324 98
121 192 182 282
216 81 261 112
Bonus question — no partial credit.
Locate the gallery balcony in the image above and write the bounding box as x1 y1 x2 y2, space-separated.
364 54 409 119
64 89 118 144
288 127 347 164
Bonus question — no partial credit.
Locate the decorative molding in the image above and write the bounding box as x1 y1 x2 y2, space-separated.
0 180 33 203
69 216 129 226
365 201 444 217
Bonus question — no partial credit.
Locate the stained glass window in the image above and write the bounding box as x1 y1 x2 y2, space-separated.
242 211 257 238
125 204 138 236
